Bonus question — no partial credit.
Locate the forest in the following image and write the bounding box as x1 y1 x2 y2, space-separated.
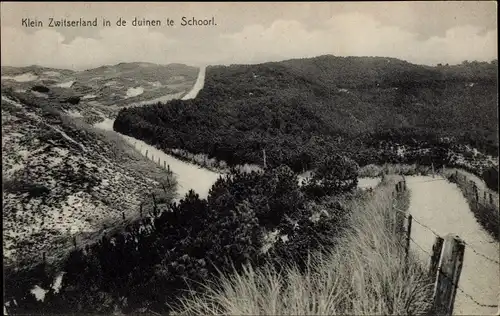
4 156 359 314
114 56 498 189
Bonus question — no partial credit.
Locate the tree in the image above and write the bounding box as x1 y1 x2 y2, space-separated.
303 154 359 198
256 165 305 227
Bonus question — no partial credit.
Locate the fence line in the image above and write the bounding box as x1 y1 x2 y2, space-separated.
462 240 500 265
450 170 499 207
412 236 499 307
391 180 499 313
408 224 499 310
395 206 499 266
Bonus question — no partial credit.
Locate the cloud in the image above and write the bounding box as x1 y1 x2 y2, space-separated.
1 26 178 69
218 12 497 65
1 12 497 69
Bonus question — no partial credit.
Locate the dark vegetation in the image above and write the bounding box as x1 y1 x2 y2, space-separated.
114 56 498 190
62 96 81 105
31 85 50 93
4 159 357 315
4 56 497 314
482 166 499 193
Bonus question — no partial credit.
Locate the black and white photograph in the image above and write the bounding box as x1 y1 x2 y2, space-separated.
1 2 498 315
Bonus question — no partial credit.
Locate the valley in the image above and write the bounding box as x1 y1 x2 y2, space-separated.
2 56 498 316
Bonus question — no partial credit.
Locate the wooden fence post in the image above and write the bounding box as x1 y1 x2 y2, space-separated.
392 205 397 235
152 193 158 217
263 149 267 169
489 193 494 205
145 149 148 158
429 236 444 279
474 185 479 206
163 161 166 169
432 234 465 316
404 214 413 264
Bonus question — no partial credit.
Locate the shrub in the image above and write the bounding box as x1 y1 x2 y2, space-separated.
482 166 499 192
173 177 434 315
302 154 359 199
32 85 50 93
63 96 81 105
3 179 51 198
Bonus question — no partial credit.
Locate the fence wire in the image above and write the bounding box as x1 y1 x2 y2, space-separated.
393 205 500 266
462 240 500 265
438 267 499 309
393 181 499 310
409 236 499 309
410 216 442 239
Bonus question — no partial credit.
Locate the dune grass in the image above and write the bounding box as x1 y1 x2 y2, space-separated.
171 177 434 315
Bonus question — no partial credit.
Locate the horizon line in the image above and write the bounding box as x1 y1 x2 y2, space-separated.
1 55 498 72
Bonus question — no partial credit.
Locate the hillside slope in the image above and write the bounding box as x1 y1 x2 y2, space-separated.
114 56 498 186
1 62 198 119
2 89 176 269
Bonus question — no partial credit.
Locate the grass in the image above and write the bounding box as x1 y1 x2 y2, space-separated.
171 177 434 315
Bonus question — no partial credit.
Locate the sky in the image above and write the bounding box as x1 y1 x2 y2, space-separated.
1 2 497 70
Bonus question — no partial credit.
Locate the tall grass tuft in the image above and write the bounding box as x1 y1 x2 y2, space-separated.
172 177 434 315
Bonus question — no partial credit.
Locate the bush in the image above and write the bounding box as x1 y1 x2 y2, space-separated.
32 85 50 93
63 96 81 105
302 154 359 199
3 179 51 198
482 166 499 192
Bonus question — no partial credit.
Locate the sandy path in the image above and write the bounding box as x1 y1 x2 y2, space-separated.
181 66 205 100
94 66 221 200
94 118 221 200
406 175 499 315
127 135 220 199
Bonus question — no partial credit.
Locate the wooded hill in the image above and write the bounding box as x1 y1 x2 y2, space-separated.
114 56 498 186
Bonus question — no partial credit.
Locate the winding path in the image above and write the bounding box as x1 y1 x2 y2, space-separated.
181 65 206 100
94 66 220 200
407 175 499 315
94 66 500 315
